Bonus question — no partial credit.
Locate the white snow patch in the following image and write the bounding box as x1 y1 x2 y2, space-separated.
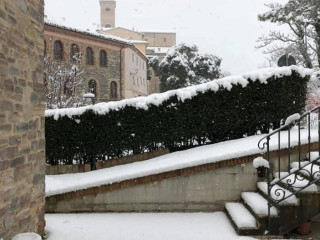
253 157 269 169
284 113 300 126
45 66 313 120
241 192 278 217
225 203 257 229
46 129 319 197
257 182 298 206
12 233 42 240
45 213 258 240
274 172 318 193
83 93 95 98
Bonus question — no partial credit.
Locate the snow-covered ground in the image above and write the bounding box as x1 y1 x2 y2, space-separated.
46 129 319 197
45 212 258 240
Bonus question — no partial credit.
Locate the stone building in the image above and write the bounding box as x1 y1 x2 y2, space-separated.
0 0 46 239
44 21 148 101
100 0 176 94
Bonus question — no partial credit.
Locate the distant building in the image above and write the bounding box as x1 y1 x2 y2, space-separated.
99 0 176 94
44 21 148 101
100 0 116 28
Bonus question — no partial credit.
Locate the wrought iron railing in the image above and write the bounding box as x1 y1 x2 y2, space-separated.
258 105 320 233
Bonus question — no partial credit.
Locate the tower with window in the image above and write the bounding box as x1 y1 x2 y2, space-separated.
100 0 116 28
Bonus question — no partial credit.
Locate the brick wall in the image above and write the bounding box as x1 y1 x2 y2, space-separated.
0 0 45 239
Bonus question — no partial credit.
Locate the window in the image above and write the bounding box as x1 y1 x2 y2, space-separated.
136 57 138 66
163 37 167 42
86 47 94 65
110 81 117 98
44 40 47 57
70 44 79 63
104 24 111 28
132 53 134 63
100 50 107 67
105 7 111 11
133 76 135 85
53 40 63 60
88 80 97 98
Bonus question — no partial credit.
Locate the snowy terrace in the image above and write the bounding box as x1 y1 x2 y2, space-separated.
46 128 319 197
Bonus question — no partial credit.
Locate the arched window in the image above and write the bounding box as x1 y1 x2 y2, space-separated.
53 40 63 60
86 47 94 65
100 50 107 67
70 44 80 63
44 40 47 57
88 80 97 98
110 81 117 99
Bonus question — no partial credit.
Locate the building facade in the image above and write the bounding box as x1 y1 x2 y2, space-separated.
100 0 176 95
100 0 116 28
44 22 148 102
0 0 46 238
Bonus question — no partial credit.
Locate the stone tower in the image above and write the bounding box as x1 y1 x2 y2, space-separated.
100 0 116 28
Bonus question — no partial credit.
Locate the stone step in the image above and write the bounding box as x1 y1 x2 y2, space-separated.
291 161 320 183
273 172 319 193
241 192 278 218
225 202 260 235
257 182 299 206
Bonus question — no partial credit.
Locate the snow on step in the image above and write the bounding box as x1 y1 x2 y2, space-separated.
257 182 298 206
241 192 278 217
225 203 258 229
291 161 320 180
308 152 320 162
274 172 318 193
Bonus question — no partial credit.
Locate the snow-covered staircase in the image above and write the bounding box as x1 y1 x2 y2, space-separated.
224 152 320 236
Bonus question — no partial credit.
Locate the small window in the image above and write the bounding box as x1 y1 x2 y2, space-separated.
86 47 94 65
44 40 47 57
110 81 117 98
136 57 138 66
53 40 63 60
132 53 134 63
133 76 135 85
100 50 107 67
163 37 167 42
104 24 111 28
88 80 97 98
105 7 111 11
70 44 80 63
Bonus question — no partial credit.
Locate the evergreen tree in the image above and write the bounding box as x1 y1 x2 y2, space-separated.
150 43 222 92
257 0 320 68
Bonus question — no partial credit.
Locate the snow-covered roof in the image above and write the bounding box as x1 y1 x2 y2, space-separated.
45 66 313 120
45 19 133 46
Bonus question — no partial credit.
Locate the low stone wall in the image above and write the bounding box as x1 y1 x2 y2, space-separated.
46 142 319 213
46 148 169 175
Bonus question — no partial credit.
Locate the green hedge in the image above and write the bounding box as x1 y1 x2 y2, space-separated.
45 69 309 165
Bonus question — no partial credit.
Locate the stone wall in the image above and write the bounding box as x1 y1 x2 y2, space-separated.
46 142 318 213
0 0 45 239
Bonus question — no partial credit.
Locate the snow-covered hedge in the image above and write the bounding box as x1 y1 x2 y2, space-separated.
45 66 312 165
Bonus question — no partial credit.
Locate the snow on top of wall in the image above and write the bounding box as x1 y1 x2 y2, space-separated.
45 66 313 120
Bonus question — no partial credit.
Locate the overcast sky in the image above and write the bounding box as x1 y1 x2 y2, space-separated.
45 0 288 74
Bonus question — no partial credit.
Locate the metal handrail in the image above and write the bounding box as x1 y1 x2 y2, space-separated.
257 105 320 233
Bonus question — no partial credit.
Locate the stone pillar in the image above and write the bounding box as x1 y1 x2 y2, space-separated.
0 0 45 239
